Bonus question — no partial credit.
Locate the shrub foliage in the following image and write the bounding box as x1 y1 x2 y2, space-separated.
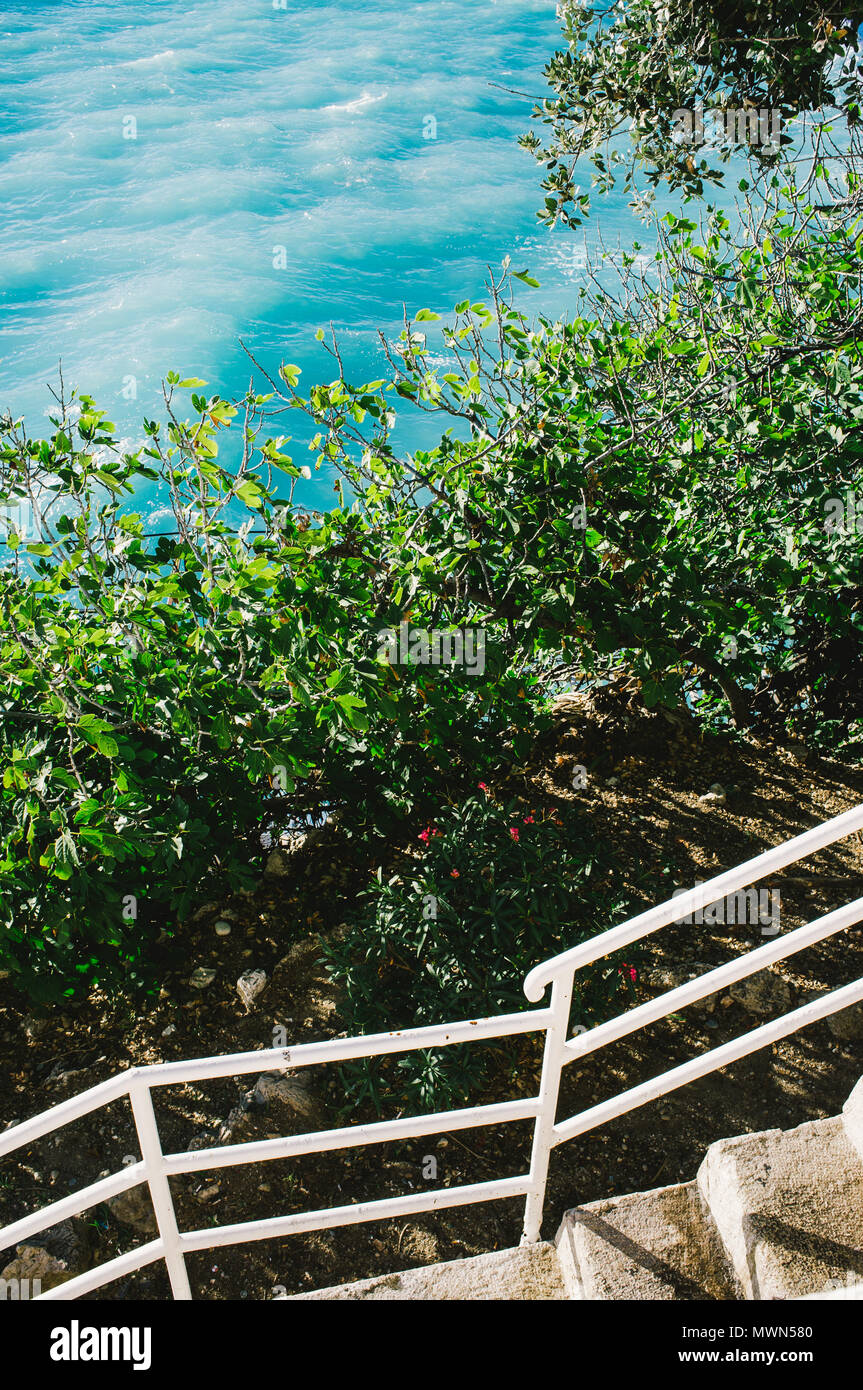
1 145 861 1043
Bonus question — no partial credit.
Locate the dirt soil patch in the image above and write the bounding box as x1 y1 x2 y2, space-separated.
2 698 862 1299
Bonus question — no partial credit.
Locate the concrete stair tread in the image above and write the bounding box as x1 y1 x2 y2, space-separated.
286 1241 567 1300
556 1179 739 1300
698 1114 863 1301
280 1072 863 1301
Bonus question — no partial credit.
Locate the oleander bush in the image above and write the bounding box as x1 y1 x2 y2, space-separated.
324 793 636 1112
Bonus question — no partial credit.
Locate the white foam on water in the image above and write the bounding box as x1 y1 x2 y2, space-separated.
322 90 389 113
119 49 178 69
0 0 645 507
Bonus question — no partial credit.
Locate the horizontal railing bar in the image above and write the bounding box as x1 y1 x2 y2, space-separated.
141 1008 552 1088
0 1161 148 1253
524 802 863 1001
4 804 860 1303
178 1174 533 1252
552 975 863 1147
0 1071 132 1158
163 1097 541 1177
563 896 863 1064
34 1239 166 1302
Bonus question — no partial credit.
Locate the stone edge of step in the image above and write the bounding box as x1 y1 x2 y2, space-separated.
281 1239 566 1301
555 1177 741 1301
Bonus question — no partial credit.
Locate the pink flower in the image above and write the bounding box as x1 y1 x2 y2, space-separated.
509 827 519 841
478 782 489 792
620 963 637 982
418 828 430 842
523 814 535 824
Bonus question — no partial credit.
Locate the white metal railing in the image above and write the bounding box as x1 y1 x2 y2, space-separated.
1 802 862 1299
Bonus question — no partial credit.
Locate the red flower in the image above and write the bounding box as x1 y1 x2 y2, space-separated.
418 828 430 842
478 782 489 792
450 869 460 878
523 814 535 824
509 827 520 841
620 963 637 982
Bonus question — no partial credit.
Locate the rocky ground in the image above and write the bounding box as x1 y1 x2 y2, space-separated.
1 696 862 1299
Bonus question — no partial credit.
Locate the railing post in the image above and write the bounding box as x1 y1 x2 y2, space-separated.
521 972 573 1245
129 1076 193 1300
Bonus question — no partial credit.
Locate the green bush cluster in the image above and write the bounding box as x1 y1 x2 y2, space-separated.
1 149 862 1098
324 792 636 1112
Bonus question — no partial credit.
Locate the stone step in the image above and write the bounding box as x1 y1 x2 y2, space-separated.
285 1240 568 1300
795 1282 863 1299
555 1179 739 1300
279 1072 863 1301
697 1114 863 1300
842 1075 863 1163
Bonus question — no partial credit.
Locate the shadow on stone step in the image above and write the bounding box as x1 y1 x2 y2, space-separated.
570 1209 729 1300
743 1212 863 1301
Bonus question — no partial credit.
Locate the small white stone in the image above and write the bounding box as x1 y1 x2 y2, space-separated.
214 920 232 937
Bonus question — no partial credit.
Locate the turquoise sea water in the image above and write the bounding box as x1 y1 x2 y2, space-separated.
0 0 643 510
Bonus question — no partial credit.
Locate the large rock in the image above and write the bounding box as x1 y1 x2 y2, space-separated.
217 1104 256 1146
728 970 792 1016
106 1184 158 1235
35 1218 88 1272
237 968 267 1012
0 1243 70 1294
252 1072 322 1125
827 1000 863 1043
646 963 721 1012
265 827 327 877
797 990 863 1042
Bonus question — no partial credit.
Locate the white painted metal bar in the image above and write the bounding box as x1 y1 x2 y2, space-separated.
162 1097 540 1177
563 896 863 1063
552 976 863 1147
34 1239 166 1301
0 1070 132 1158
178 1174 533 1253
0 1161 147 1251
141 1007 552 1089
128 1077 192 1301
3 803 860 1298
524 803 863 1001
522 974 573 1244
